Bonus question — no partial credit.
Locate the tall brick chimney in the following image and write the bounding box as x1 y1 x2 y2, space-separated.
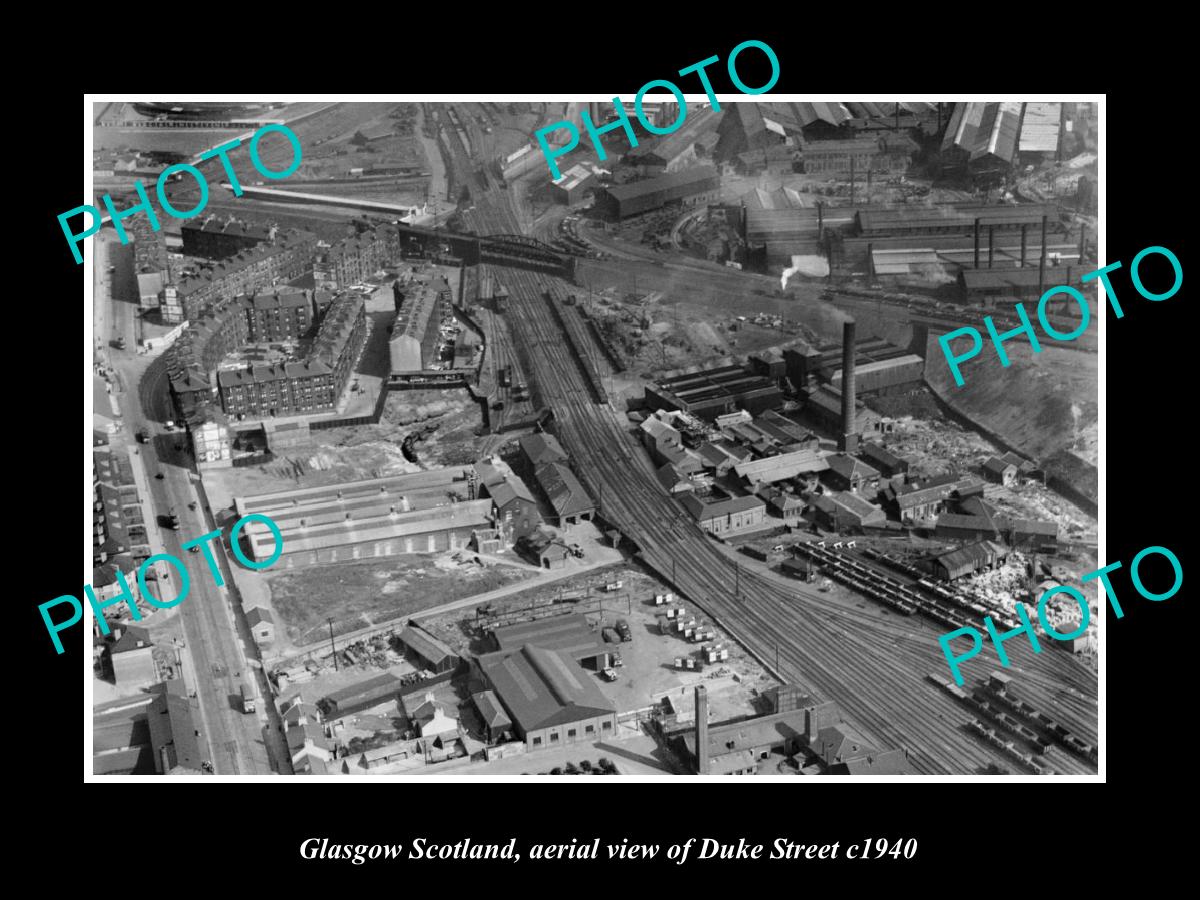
839 319 859 453
695 685 710 775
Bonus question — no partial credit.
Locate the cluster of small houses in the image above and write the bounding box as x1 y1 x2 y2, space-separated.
637 407 1059 583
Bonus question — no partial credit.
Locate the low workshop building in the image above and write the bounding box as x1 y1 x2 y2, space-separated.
929 541 1010 581
476 645 617 750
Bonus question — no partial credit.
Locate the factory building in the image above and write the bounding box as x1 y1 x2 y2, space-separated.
396 625 461 675
801 133 917 176
475 459 542 542
929 541 1010 582
681 684 839 775
548 163 598 206
856 442 908 478
645 364 783 421
593 166 719 221
390 281 446 373
733 449 829 488
941 101 1023 179
476 644 617 750
316 673 403 721
959 265 1082 303
822 453 882 494
855 203 1062 239
681 493 766 535
491 614 612 671
533 461 595 525
623 107 719 173
809 491 887 531
715 103 790 162
785 330 923 400
233 467 495 565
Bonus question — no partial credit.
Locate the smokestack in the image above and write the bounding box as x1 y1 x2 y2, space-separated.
1038 215 1048 297
839 319 858 453
695 685 710 775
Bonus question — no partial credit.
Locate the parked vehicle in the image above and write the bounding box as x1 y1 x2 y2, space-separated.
240 679 256 714
601 668 619 682
615 619 632 642
604 580 623 592
610 651 624 667
601 626 620 644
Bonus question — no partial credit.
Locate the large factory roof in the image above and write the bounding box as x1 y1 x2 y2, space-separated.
734 449 829 485
478 645 615 734
492 614 608 662
235 467 475 515
856 203 1061 235
602 165 719 202
534 462 594 520
1019 103 1062 153
681 708 809 761
681 493 765 520
960 265 1080 292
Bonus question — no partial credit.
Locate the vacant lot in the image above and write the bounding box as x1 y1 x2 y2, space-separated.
267 553 537 645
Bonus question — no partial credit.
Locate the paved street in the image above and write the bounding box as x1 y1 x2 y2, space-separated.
96 237 291 775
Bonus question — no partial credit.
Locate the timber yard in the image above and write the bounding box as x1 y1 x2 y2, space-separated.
91 99 1098 777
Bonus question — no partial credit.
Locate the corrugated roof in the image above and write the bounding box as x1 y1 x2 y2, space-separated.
1019 102 1062 153
478 645 614 734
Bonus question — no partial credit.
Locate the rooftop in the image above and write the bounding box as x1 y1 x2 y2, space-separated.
477 644 615 734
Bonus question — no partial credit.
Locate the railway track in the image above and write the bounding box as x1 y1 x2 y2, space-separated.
435 109 1098 774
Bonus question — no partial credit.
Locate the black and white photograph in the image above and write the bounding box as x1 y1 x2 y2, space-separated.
75 96 1105 783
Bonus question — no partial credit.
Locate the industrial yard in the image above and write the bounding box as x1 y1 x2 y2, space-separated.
93 98 1100 779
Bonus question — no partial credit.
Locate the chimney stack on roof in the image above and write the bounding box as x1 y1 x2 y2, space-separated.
695 684 710 775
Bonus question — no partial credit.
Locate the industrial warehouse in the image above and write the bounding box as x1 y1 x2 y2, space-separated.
90 98 1098 783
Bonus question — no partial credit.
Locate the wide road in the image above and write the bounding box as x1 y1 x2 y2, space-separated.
97 242 290 775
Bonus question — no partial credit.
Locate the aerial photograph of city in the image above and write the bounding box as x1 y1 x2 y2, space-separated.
86 97 1099 778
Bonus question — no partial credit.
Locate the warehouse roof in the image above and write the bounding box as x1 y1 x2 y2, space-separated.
935 513 1000 534
478 645 615 734
1019 103 1062 153
519 433 568 466
321 673 402 712
492 614 609 662
681 708 809 761
983 456 1018 477
602 165 718 202
825 453 880 483
397 626 459 669
1010 519 1058 537
534 462 594 520
681 493 765 521
934 541 1007 573
856 442 905 473
734 448 829 485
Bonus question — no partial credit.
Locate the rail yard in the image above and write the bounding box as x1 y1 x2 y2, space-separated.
93 99 1098 778
436 103 1097 775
